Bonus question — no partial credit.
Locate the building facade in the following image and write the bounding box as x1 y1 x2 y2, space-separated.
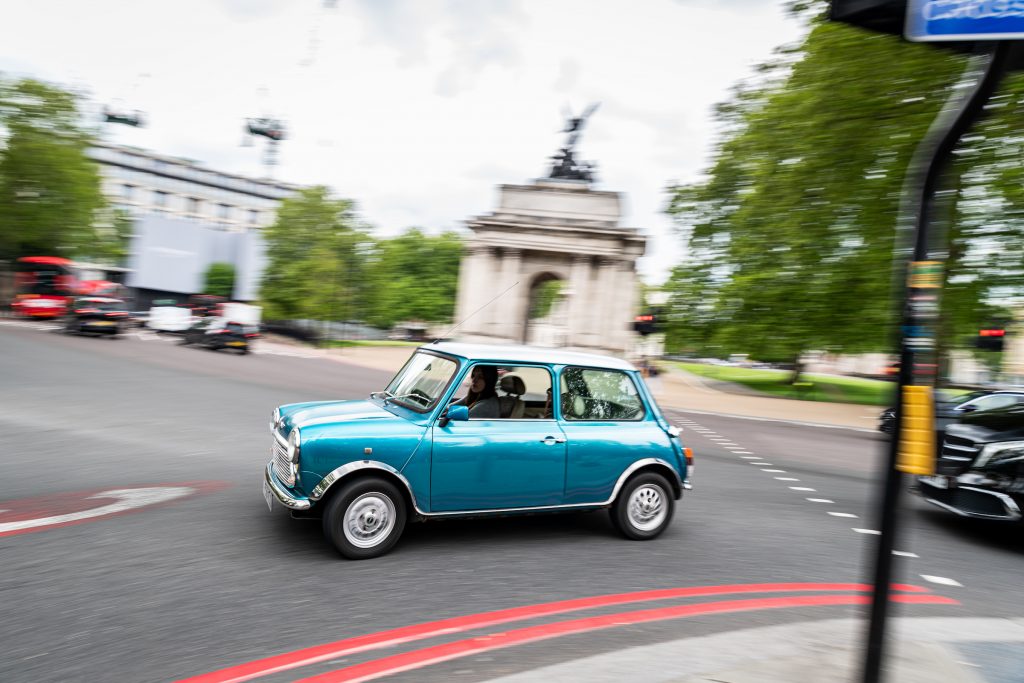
87 142 299 303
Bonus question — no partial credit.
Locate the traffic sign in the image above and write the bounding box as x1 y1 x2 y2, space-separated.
906 1 1024 41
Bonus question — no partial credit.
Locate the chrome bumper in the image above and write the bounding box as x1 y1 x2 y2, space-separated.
264 462 311 511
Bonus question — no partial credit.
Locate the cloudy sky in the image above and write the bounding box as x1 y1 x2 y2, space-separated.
1 0 804 283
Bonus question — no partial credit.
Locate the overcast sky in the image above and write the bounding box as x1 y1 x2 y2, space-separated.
0 0 804 284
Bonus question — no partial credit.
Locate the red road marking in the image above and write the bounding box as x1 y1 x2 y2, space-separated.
178 582 933 683
0 481 229 538
297 593 959 683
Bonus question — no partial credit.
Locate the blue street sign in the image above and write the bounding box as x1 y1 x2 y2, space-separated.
906 1 1024 41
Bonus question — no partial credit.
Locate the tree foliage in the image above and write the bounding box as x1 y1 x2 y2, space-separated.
665 14 1024 369
0 77 111 262
203 262 236 299
362 228 463 329
260 187 463 329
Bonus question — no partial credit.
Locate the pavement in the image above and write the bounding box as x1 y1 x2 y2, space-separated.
482 617 1024 683
320 344 883 431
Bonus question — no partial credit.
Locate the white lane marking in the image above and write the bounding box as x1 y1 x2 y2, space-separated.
732 451 753 454
762 469 787 473
0 487 195 534
893 551 919 558
807 498 834 504
741 456 760 459
921 575 963 587
775 477 800 481
750 461 773 465
666 408 875 434
853 528 881 535
828 512 858 518
790 487 816 492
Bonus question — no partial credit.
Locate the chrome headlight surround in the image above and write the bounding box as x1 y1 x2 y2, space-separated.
976 440 1024 468
287 427 302 486
270 407 281 433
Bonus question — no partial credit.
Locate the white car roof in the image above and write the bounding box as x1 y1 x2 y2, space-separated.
420 342 636 371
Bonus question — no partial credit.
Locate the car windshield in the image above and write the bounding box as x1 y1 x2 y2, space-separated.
383 352 458 411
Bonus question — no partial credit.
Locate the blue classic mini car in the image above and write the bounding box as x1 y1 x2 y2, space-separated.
263 343 693 559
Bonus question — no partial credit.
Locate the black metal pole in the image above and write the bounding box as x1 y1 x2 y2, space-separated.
862 42 1011 683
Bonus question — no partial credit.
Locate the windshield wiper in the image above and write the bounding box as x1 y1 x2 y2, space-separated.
370 390 395 401
384 392 429 407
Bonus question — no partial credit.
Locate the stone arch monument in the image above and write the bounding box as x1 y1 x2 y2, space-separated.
453 178 647 354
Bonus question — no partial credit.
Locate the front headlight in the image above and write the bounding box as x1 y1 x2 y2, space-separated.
288 428 301 463
270 407 281 433
976 440 1024 468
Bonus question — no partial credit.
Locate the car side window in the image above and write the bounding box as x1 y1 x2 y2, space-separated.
452 365 553 419
560 367 645 421
963 394 1019 412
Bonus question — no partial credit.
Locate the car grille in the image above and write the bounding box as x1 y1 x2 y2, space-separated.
272 432 293 486
921 483 1018 520
939 434 979 474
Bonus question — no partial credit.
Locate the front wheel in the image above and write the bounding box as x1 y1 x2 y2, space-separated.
610 472 674 540
322 477 407 559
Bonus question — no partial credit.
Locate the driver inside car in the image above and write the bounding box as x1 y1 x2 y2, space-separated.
452 365 501 418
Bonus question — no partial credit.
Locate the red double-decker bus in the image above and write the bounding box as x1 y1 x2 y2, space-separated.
10 256 121 318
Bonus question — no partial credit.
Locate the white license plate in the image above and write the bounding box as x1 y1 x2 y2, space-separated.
920 475 949 489
262 478 274 511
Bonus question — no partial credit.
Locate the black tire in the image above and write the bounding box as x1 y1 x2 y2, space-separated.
610 472 674 540
322 477 407 560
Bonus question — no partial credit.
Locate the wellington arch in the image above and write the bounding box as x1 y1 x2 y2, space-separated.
452 177 647 356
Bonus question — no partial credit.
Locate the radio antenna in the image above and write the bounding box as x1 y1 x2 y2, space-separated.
433 280 520 344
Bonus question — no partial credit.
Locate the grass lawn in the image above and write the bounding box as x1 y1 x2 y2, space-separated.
672 362 897 406
321 340 423 348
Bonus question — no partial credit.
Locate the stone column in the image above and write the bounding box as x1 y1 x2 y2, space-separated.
567 254 591 347
614 259 638 353
455 245 492 336
497 248 522 341
594 257 621 350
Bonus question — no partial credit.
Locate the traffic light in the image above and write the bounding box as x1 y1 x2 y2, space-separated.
633 314 656 336
976 328 1006 351
830 0 906 35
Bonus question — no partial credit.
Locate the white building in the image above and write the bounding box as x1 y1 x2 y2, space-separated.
86 142 300 304
88 141 298 231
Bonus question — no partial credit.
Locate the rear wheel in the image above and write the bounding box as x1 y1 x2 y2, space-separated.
610 472 674 540
322 477 407 560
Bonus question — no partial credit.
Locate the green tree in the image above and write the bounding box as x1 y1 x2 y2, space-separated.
665 7 1024 378
0 77 107 261
363 228 463 329
203 262 236 298
260 186 374 323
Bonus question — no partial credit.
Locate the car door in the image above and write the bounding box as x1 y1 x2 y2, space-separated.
557 366 677 505
430 364 566 512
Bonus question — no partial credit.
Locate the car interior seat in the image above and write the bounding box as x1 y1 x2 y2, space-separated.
498 374 526 418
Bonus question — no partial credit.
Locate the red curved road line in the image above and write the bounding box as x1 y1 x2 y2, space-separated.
178 582 931 683
0 481 230 538
298 593 959 683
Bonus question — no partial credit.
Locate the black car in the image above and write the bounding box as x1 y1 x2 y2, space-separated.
180 318 255 353
62 297 129 337
878 389 1024 434
919 405 1024 522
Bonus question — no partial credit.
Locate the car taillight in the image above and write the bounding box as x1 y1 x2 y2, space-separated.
245 333 258 338
75 308 99 314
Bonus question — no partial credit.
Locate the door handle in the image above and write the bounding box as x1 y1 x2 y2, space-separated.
541 436 567 445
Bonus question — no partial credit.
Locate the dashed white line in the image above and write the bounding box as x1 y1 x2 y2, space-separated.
806 498 834 504
762 469 786 473
892 551 918 558
853 528 881 535
775 477 800 481
920 575 962 587
732 451 753 454
790 487 816 492
741 456 760 460
827 512 858 518
750 462 773 465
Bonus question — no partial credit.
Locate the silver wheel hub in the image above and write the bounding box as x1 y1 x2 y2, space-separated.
343 493 396 549
627 484 667 531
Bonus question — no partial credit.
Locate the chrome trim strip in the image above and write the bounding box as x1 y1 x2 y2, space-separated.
309 460 422 509
920 483 1022 521
940 455 972 462
264 462 311 511
943 443 978 452
274 429 288 448
308 457 685 517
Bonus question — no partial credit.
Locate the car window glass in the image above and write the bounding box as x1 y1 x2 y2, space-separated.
385 352 457 411
964 394 1019 412
560 367 644 421
452 365 553 419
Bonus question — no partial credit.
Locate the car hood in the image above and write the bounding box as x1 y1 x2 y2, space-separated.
945 419 1024 445
281 399 399 433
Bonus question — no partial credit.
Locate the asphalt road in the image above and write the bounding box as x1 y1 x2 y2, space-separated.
0 321 1020 683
